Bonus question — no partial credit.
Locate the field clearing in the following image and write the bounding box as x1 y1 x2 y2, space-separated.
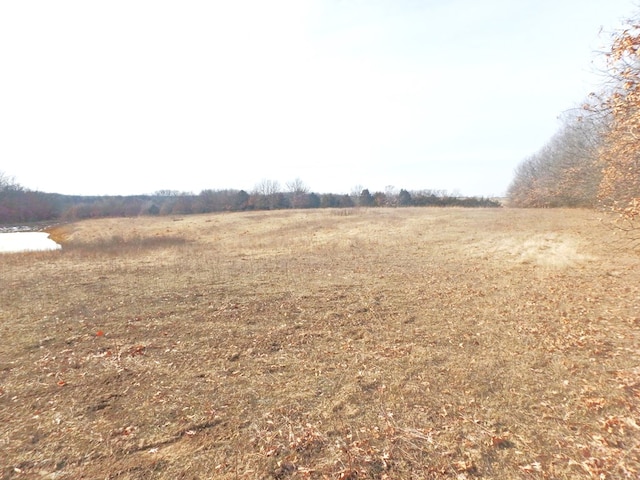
1 207 639 479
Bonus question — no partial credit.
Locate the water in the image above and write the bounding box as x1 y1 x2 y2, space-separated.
0 231 61 253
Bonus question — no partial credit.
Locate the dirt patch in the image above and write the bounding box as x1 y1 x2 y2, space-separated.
474 232 594 267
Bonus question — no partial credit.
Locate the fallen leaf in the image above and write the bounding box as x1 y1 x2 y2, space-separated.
520 461 542 473
130 345 146 356
453 460 476 473
492 436 509 448
584 398 606 411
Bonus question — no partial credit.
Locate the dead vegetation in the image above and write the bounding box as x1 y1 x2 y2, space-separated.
1 208 639 479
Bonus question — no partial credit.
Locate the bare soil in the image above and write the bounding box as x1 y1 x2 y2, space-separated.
1 208 639 479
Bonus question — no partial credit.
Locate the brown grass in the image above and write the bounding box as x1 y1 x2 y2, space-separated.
1 208 639 479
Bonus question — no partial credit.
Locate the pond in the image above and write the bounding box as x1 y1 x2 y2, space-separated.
0 231 62 253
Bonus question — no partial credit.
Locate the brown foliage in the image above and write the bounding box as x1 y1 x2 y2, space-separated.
509 9 640 221
507 112 603 208
598 20 640 222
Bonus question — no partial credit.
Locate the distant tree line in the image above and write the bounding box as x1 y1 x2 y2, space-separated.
507 8 640 231
0 173 500 225
0 172 59 224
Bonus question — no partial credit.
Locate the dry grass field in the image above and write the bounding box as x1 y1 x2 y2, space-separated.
1 208 639 479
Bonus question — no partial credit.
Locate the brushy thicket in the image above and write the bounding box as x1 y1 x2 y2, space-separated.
508 8 640 233
506 111 604 208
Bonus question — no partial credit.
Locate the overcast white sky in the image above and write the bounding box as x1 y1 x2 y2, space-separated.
0 1 636 197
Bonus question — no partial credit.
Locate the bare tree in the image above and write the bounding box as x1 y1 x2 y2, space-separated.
286 178 314 209
285 178 309 194
154 189 188 197
0 171 22 192
253 179 281 196
251 179 285 210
